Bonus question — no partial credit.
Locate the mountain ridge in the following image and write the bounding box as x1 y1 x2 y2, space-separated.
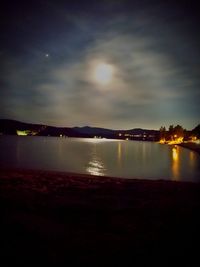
0 119 159 141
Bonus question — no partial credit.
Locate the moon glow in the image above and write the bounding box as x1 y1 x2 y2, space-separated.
94 63 113 85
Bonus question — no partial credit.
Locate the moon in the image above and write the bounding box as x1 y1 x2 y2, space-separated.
94 63 113 85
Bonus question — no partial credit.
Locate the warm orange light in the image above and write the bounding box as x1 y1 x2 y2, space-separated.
159 139 166 144
168 137 183 145
172 146 179 181
172 147 178 161
191 136 197 142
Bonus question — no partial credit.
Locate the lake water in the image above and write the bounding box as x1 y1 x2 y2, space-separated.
0 136 200 182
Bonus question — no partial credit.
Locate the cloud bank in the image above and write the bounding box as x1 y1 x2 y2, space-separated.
1 1 199 129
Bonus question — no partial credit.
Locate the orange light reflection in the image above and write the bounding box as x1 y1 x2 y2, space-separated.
172 146 179 181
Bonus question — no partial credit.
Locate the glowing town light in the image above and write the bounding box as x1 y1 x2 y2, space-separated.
16 130 28 136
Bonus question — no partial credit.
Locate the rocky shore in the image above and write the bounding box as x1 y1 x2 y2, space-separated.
0 169 200 266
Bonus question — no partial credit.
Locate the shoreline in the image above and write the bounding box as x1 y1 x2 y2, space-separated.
159 140 200 155
0 167 198 185
178 142 200 155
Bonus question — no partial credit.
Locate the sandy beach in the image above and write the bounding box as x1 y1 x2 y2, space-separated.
0 168 200 266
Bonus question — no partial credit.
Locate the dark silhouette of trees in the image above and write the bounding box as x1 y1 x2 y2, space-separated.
173 125 184 138
168 125 174 141
192 124 200 139
159 126 166 140
159 124 186 142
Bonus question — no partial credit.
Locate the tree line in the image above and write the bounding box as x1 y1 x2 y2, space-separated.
159 124 200 142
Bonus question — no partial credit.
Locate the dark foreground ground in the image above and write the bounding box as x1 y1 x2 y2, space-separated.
0 169 200 266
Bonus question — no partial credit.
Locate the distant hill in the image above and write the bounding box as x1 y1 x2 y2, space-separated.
0 119 159 141
0 119 88 137
0 119 43 135
73 126 115 136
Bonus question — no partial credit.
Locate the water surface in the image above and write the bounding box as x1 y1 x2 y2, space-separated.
0 136 200 182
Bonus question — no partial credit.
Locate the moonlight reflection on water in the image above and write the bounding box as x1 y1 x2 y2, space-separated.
0 136 199 182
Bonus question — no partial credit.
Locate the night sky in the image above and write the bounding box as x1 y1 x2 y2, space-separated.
1 0 199 129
